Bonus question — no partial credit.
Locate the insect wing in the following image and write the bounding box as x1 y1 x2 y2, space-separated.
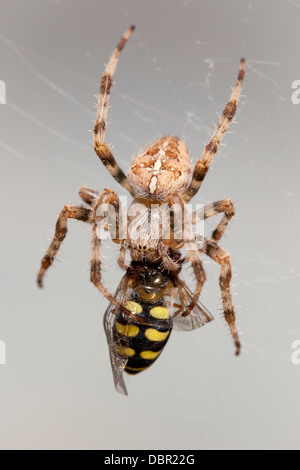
172 281 214 331
103 275 131 396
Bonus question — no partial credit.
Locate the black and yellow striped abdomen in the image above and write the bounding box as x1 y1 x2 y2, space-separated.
113 298 172 375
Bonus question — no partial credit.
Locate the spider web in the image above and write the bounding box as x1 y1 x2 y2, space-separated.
1 1 299 357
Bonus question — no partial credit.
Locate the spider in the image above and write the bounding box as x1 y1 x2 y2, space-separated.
37 26 245 355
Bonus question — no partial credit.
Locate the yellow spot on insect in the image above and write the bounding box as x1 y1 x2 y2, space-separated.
115 345 135 357
140 350 161 360
116 322 139 337
125 348 135 357
124 301 143 315
145 328 169 342
149 306 169 319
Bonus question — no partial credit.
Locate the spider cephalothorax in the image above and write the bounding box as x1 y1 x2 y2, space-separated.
38 25 245 356
128 137 191 200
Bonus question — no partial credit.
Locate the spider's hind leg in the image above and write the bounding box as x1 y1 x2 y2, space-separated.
198 236 241 355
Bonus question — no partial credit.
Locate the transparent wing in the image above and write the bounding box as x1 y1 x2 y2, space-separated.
103 274 131 396
172 279 214 331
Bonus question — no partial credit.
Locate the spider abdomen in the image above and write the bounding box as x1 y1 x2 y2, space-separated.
128 136 191 201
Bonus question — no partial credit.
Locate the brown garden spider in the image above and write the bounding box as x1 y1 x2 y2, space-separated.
37 26 245 355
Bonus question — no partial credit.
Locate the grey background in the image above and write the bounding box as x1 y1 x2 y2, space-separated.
0 0 300 450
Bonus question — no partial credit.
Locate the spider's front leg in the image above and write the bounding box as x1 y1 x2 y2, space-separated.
94 26 135 196
197 235 241 355
37 205 92 287
79 186 99 205
90 189 136 319
183 59 245 202
192 198 235 241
